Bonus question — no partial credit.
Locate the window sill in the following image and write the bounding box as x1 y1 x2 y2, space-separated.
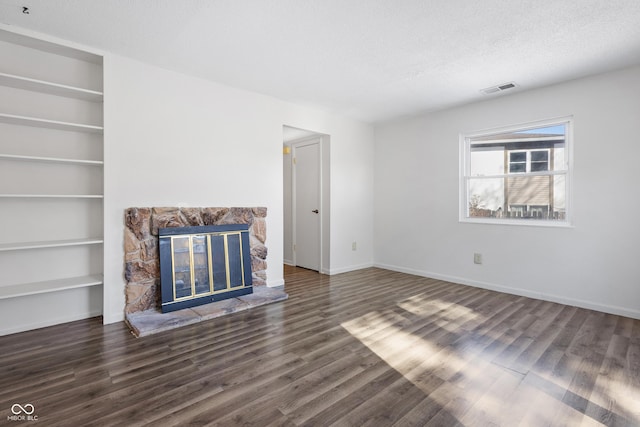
460 217 574 228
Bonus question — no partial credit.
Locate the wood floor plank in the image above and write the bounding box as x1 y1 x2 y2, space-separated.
285 360 393 425
1 265 639 426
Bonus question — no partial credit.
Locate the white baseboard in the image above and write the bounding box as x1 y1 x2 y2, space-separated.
268 278 285 288
374 262 640 320
328 262 375 275
0 309 103 337
103 311 125 325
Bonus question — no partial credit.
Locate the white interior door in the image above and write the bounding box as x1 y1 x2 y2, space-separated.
293 139 321 271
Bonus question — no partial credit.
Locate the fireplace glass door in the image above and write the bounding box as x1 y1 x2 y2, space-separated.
170 235 212 300
172 236 193 299
192 235 211 296
159 224 253 312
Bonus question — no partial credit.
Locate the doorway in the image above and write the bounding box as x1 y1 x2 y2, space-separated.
283 126 329 273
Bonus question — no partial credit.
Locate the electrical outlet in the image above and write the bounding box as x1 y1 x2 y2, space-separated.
352 241 357 251
474 253 483 264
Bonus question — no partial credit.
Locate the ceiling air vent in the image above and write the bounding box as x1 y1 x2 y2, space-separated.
481 82 517 95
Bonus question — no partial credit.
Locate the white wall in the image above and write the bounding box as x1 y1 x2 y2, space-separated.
374 65 640 319
103 54 374 323
324 123 374 274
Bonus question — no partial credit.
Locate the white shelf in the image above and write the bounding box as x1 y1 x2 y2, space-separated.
0 72 103 102
0 275 103 299
0 238 103 252
0 113 103 134
0 28 102 64
0 194 103 199
0 153 103 165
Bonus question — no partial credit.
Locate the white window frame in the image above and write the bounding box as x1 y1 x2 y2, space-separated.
459 117 573 227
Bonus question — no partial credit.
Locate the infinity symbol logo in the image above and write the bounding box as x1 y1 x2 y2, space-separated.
11 403 35 415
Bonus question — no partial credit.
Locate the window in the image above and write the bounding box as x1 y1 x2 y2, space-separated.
509 149 549 173
460 118 572 225
509 151 527 173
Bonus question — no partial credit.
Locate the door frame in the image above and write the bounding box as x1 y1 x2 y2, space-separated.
291 136 324 271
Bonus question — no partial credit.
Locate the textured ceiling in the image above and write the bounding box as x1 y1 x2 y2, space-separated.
2 0 640 123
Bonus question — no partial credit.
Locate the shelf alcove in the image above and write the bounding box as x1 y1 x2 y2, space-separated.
0 28 104 335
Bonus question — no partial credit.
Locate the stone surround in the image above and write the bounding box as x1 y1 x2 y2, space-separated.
124 207 269 315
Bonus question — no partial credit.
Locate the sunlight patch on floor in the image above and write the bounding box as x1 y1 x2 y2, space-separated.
338 293 640 425
342 312 437 363
397 294 480 333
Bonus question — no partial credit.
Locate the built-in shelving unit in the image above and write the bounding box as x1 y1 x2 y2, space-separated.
0 28 104 335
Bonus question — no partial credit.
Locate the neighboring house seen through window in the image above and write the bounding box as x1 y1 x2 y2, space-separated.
460 118 572 225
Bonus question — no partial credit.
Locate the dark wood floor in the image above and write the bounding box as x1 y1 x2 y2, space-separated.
1 266 639 426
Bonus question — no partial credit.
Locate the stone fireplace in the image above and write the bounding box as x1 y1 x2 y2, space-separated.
123 207 286 336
